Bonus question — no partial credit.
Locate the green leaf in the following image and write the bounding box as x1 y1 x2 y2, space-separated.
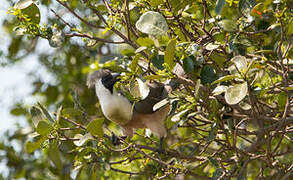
135 11 168 36
47 141 62 170
25 141 39 154
228 55 248 75
212 75 238 85
218 19 238 32
73 133 94 146
120 48 135 56
21 3 40 24
183 56 194 73
212 168 225 180
36 121 53 136
14 0 34 9
200 65 218 85
164 39 176 69
208 157 219 167
37 102 54 122
206 42 220 51
87 119 104 138
288 19 293 35
30 106 44 127
239 0 256 17
151 55 164 70
225 82 248 105
215 0 226 15
136 37 154 47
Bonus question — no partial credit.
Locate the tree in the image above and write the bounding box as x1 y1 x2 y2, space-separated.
1 0 293 179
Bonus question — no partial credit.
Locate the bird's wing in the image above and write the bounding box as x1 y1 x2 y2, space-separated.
134 81 168 114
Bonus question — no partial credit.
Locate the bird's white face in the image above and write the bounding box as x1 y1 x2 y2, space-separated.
95 79 133 126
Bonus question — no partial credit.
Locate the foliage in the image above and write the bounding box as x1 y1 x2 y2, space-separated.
1 0 293 179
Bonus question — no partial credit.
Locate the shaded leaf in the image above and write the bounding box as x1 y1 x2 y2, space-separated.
47 141 62 170
200 65 218 85
151 54 164 70
215 0 226 15
219 19 238 32
239 0 256 17
183 56 194 73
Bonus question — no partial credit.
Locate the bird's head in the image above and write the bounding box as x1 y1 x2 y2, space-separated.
87 69 120 93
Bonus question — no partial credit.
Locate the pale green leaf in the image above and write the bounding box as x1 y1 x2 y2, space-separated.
136 11 168 36
225 82 248 105
153 98 169 111
14 0 34 9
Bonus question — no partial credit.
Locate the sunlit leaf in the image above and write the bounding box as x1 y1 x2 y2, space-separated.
225 82 248 105
87 118 104 138
228 55 248 74
212 75 238 85
206 42 220 51
212 85 228 95
137 78 150 99
36 121 53 136
14 0 34 9
25 141 39 154
73 133 94 147
136 11 168 36
153 98 169 111
164 39 176 69
136 37 154 47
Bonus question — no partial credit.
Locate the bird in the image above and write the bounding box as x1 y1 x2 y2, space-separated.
87 67 183 150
